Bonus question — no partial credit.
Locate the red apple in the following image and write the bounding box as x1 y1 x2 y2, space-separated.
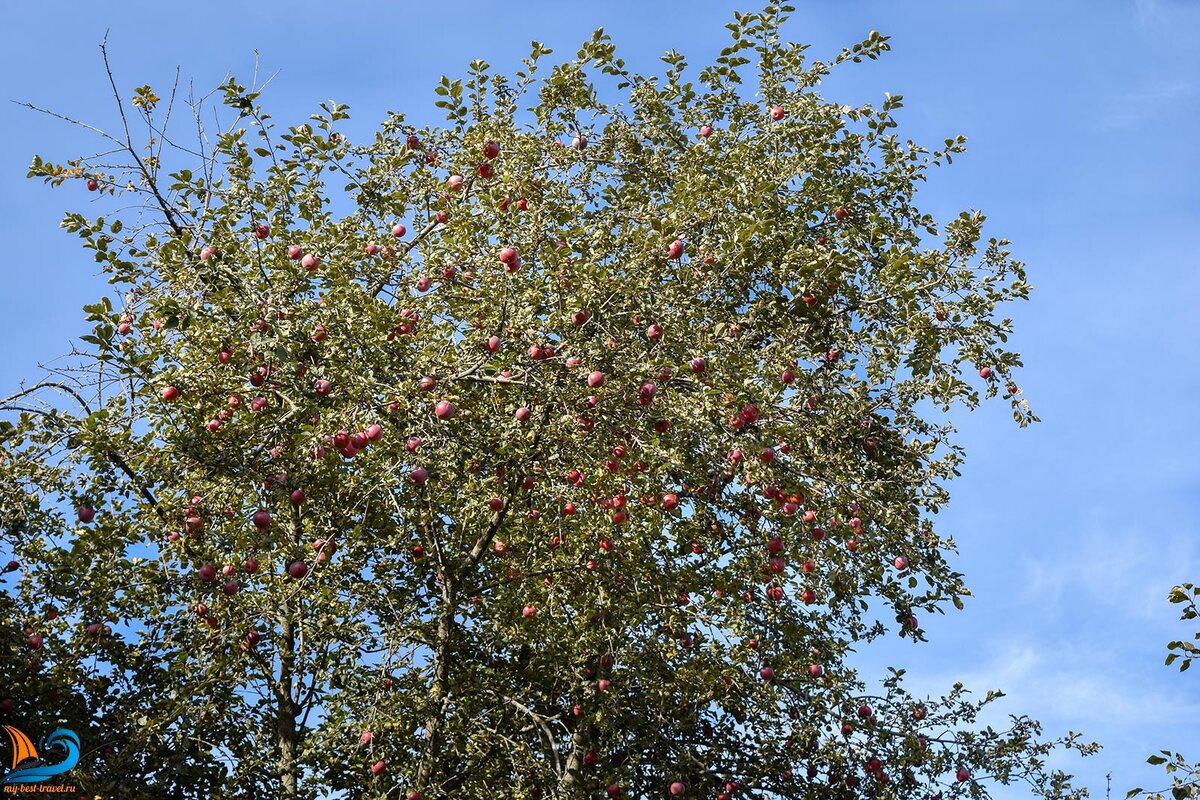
161 385 179 402
522 605 537 619
670 782 686 797
571 310 590 326
391 223 407 238
77 505 95 524
371 760 386 776
314 379 332 396
287 244 303 260
760 666 775 682
700 125 713 137
198 563 217 582
290 489 306 506
770 105 785 120
410 467 429 485
301 253 320 271
434 400 456 420
287 560 309 579
254 223 270 239
667 239 684 259
253 510 272 530
483 141 501 159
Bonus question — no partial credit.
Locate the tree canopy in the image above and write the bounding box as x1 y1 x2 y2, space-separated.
1 6 1095 799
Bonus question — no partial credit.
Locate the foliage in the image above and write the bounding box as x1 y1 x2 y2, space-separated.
1127 584 1200 800
2 6 1093 799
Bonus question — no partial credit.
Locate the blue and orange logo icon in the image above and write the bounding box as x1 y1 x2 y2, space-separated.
1 725 80 785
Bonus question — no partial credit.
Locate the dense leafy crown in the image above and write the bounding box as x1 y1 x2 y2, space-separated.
1 6 1093 799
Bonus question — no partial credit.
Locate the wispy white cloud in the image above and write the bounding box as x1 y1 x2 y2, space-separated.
1018 507 1200 621
901 635 1200 731
1098 79 1200 130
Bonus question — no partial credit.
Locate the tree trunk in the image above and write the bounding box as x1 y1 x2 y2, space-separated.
277 604 300 800
415 575 457 793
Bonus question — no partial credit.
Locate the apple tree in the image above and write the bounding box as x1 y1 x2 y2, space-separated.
2 6 1097 799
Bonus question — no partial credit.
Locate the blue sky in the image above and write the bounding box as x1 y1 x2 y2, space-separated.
1 1 1198 797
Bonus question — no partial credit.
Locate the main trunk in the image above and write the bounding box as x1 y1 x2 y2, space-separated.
277 605 300 800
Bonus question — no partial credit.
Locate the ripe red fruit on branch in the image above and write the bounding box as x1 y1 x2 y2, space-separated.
410 467 429 485
587 371 606 388
956 769 971 783
371 760 386 775
391 223 407 238
161 386 179 402
77 505 95 523
314 379 332 396
434 400 456 420
670 782 686 797
572 310 590 326
770 105 785 120
483 141 501 159
253 511 272 530
290 489 306 506
287 560 309 579
979 366 992 379
760 666 775 682
689 357 707 374
301 253 320 271
834 207 850 221
700 125 713 137
255 223 270 239
198 564 217 582
668 240 684 259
